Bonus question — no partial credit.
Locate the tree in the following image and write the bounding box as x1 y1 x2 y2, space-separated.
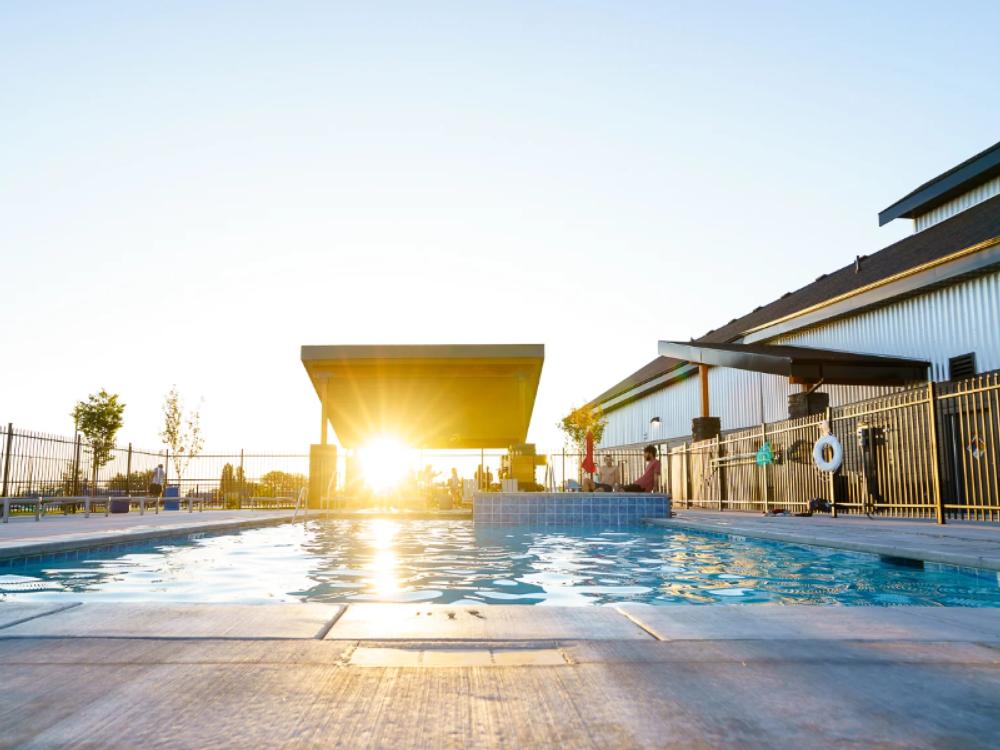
107 468 153 494
160 386 204 490
219 463 236 496
72 389 125 496
259 470 307 498
61 461 84 497
558 404 607 452
218 462 255 507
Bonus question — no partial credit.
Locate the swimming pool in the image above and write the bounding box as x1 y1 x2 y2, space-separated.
2 519 998 606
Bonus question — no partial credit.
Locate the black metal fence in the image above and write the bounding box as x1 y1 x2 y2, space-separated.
658 369 1000 523
0 424 308 504
5 369 998 522
0 428 650 505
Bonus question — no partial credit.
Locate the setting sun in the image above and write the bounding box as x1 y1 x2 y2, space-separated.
356 435 413 494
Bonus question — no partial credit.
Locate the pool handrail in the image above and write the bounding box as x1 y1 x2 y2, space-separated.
291 487 307 521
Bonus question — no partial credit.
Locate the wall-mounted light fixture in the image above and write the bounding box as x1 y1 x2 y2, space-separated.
649 417 661 427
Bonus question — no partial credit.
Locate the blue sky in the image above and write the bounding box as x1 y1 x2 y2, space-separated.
1 1 998 452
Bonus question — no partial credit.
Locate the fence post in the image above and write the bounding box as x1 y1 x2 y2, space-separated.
72 433 81 496
927 381 946 525
761 423 769 514
826 407 837 518
663 443 671 496
126 443 133 496
717 436 724 511
1 423 12 497
239 449 245 509
684 443 692 508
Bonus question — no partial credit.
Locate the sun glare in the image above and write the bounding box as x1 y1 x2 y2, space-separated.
356 435 413 494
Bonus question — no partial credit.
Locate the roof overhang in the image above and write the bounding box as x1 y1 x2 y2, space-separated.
591 360 696 412
658 341 929 387
879 141 1000 225
301 344 544 449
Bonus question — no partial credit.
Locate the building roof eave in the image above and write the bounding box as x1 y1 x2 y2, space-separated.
878 140 1000 226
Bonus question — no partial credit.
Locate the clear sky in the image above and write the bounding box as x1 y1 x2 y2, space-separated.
2 1 999 453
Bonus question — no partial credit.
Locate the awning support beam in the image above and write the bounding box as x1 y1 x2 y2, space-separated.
658 340 929 387
699 365 710 418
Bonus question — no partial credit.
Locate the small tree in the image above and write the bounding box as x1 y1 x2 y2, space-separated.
61 461 84 496
107 468 153 494
259 470 307 498
72 389 126 496
219 463 235 494
160 386 204 491
558 404 607 452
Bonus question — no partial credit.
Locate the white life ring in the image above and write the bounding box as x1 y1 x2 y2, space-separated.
813 434 843 472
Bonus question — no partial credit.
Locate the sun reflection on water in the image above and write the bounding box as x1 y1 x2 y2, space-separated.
364 519 401 596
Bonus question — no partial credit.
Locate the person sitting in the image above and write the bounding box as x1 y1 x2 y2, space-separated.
623 445 661 493
593 454 621 492
446 468 461 508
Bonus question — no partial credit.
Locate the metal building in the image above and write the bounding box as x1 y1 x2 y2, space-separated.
589 140 1000 448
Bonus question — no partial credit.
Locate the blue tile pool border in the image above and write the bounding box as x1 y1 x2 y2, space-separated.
473 492 670 526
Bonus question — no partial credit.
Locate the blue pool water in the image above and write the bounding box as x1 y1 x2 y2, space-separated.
1 519 998 606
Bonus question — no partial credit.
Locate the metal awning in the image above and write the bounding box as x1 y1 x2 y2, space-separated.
302 344 544 448
657 341 929 386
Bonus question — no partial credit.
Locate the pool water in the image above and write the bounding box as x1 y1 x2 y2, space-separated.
2 519 998 606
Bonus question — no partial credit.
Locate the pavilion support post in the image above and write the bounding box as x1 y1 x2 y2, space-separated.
309 444 338 509
320 379 330 446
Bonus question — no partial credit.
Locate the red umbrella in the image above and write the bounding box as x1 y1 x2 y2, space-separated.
581 430 597 474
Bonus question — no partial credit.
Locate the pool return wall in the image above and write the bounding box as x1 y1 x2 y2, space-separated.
473 492 670 526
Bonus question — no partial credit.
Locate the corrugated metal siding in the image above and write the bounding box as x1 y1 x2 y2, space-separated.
600 377 700 448
598 270 1000 448
914 176 1000 231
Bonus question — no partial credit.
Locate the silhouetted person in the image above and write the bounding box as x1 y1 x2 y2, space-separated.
150 464 166 498
623 445 660 493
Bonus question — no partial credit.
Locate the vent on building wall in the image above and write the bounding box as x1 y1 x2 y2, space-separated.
948 352 977 381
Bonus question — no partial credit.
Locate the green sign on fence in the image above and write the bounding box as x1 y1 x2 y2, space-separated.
755 442 774 467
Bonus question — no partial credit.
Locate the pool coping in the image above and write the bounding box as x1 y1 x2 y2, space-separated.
2 604 998 749
646 514 1000 572
0 512 306 562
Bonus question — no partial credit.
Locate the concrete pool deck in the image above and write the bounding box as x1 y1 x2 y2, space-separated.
0 601 998 748
0 509 303 560
651 510 1000 571
2 514 1000 747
